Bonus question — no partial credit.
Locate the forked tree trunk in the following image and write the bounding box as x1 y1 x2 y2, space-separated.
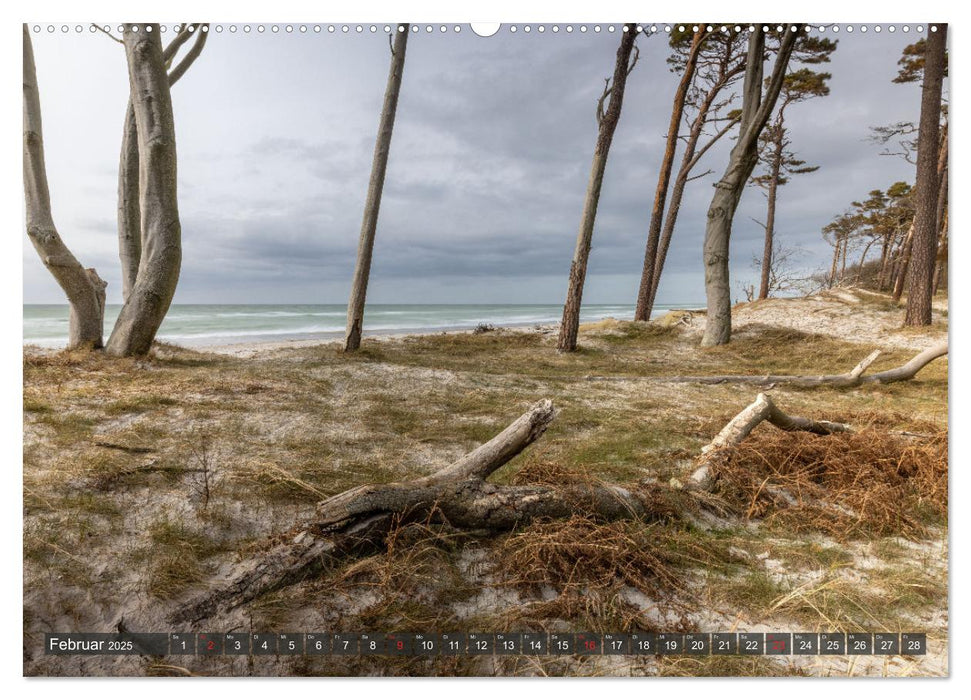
558 25 638 352
634 29 704 321
118 25 208 303
106 24 182 357
701 27 798 346
23 25 107 349
905 24 947 326
344 25 410 352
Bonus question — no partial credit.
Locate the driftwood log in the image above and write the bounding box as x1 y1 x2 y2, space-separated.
169 400 650 624
583 341 948 387
168 368 936 625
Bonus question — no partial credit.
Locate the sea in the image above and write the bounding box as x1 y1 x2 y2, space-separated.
22 303 696 348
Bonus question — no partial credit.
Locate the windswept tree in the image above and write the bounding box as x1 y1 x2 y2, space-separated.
557 25 639 352
701 26 799 346
345 25 410 352
633 26 705 321
819 182 915 290
23 25 107 349
904 24 947 326
634 25 750 321
750 65 833 300
822 210 860 288
24 23 206 355
869 35 948 303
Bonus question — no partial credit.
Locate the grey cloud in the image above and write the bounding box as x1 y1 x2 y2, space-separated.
24 27 930 307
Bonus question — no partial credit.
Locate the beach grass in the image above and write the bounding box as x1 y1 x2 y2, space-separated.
22 294 948 677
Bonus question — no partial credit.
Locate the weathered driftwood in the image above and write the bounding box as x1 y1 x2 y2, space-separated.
168 390 895 625
689 392 852 490
169 400 650 624
582 341 947 387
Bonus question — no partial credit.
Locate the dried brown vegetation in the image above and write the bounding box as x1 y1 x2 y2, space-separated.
712 429 947 539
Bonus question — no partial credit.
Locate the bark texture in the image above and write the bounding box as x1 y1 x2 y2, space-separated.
701 28 798 346
23 25 107 349
634 29 704 321
558 26 638 352
119 24 208 303
345 26 409 352
904 24 947 326
106 24 183 356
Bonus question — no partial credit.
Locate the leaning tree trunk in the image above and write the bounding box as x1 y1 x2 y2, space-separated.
344 25 410 352
558 25 638 352
758 124 783 300
891 222 914 301
106 24 183 356
118 24 208 303
634 29 703 321
828 237 841 288
22 25 107 349
905 24 947 326
701 27 798 346
646 88 742 318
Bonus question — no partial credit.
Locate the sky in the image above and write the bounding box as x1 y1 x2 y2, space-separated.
24 23 928 306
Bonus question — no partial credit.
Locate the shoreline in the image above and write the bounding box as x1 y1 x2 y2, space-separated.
191 321 562 357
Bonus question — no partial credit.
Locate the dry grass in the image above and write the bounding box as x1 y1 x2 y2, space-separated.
22 293 949 677
712 429 947 540
494 516 682 597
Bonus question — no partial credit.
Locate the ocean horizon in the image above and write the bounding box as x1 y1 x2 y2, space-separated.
22 303 702 348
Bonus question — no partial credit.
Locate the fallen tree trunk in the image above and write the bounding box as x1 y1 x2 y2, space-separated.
688 392 852 490
581 341 947 387
168 390 863 625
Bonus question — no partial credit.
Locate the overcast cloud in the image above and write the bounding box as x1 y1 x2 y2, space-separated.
25 25 926 305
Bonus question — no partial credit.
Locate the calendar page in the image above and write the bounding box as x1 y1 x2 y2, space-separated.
21 14 949 680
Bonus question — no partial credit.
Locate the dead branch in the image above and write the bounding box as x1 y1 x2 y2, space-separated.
689 392 851 489
167 24 209 85
94 441 154 454
582 341 947 387
91 24 124 44
167 399 650 624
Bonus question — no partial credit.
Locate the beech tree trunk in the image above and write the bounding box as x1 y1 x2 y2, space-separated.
23 25 107 349
345 25 410 352
106 24 183 356
701 27 798 346
558 26 638 352
119 25 208 303
634 29 703 321
905 24 947 326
